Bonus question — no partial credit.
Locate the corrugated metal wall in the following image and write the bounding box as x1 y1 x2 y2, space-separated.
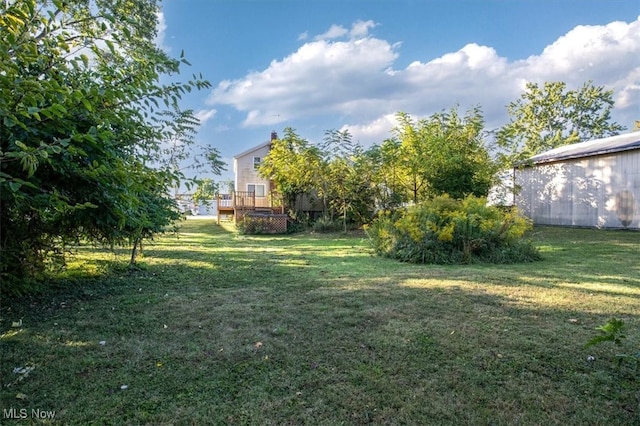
515 150 640 229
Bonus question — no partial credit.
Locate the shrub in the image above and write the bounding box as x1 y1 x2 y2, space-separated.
365 195 541 264
311 216 344 233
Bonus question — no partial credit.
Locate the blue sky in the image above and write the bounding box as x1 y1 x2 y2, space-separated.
157 0 640 182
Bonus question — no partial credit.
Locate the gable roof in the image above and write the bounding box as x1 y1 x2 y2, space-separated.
233 140 271 160
526 132 640 166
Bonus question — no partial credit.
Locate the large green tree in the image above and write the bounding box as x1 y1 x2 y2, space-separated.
420 106 496 199
259 127 322 214
361 140 405 212
319 129 375 230
0 0 209 289
375 108 495 204
497 81 626 165
391 112 431 203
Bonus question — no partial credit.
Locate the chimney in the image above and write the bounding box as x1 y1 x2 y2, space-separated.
270 131 278 141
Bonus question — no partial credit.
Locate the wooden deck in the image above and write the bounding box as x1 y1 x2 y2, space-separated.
216 191 284 223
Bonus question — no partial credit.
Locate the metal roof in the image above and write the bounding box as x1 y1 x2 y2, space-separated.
526 132 640 165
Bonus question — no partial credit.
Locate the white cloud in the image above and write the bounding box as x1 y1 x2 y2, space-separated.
315 24 349 41
208 35 399 126
342 114 399 145
350 20 378 38
154 11 169 51
195 109 217 126
521 18 640 86
313 20 377 41
207 16 640 142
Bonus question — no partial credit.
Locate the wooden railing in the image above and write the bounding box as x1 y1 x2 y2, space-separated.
217 193 234 209
216 191 284 210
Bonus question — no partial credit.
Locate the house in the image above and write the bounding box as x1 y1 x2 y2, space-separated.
233 131 277 209
216 131 323 231
514 132 640 229
216 132 286 231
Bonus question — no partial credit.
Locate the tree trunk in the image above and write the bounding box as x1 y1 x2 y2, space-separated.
130 237 142 265
343 202 347 233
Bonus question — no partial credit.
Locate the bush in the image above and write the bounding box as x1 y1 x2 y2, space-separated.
365 195 541 264
311 216 344 233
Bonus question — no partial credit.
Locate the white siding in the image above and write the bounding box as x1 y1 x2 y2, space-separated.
233 144 271 194
515 150 640 229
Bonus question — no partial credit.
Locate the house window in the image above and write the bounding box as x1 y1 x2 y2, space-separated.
253 156 261 170
247 184 265 197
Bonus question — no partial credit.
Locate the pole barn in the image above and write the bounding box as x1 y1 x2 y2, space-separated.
514 132 640 229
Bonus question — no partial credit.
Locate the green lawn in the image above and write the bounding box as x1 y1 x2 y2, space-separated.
1 219 639 425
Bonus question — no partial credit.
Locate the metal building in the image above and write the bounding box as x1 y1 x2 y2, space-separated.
514 132 640 229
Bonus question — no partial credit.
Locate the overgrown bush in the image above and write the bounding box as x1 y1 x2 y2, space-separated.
365 195 541 264
311 216 344 233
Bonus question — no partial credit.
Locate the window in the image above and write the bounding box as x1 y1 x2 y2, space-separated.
247 184 265 197
253 156 261 170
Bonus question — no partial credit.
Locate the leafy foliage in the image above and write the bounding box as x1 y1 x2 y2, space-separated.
586 318 640 371
421 107 496 199
368 107 497 204
497 81 625 165
311 216 344 233
365 196 541 264
586 318 628 347
363 140 406 212
0 0 209 292
192 178 219 208
260 128 376 230
259 127 321 213
319 129 376 231
256 82 623 234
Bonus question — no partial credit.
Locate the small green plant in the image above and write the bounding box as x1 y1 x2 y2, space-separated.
586 318 640 370
586 318 627 347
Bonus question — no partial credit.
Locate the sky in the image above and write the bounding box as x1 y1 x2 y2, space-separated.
157 0 640 182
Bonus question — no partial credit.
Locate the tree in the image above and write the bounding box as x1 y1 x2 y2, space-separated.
392 112 431 204
319 129 375 231
258 127 321 215
378 109 495 204
497 81 626 165
192 178 219 207
420 107 496 199
0 0 209 290
364 139 407 211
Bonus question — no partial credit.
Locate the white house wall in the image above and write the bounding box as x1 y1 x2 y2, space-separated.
234 144 271 194
515 150 640 229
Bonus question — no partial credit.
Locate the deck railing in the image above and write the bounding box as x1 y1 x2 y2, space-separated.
216 191 284 210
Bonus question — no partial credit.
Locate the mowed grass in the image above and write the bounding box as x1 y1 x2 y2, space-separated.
1 219 639 425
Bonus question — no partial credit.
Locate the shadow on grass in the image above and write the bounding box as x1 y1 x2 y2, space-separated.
1 221 639 424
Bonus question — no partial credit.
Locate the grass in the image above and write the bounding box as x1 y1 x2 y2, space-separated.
1 219 639 425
